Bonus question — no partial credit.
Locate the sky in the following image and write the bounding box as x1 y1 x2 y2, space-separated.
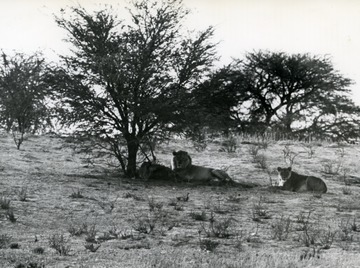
1 0 360 103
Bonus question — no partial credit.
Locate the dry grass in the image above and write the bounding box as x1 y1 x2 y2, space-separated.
0 133 359 267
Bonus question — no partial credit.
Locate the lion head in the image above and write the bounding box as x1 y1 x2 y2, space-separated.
172 150 192 170
277 167 292 181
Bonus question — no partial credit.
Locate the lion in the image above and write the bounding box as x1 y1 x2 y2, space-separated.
277 167 327 193
138 162 176 181
172 150 234 184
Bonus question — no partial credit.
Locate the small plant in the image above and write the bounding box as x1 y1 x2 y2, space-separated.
69 189 84 199
199 238 219 252
190 211 207 221
85 224 97 243
68 222 89 236
85 243 101 252
302 143 316 158
252 196 271 221
148 197 163 212
168 199 177 207
200 212 234 238
296 211 320 247
248 145 261 163
98 196 118 213
271 215 292 241
123 192 144 201
191 130 208 152
350 218 359 232
321 160 342 175
318 226 337 249
254 154 268 170
338 218 354 242
10 242 20 249
342 186 352 195
48 234 71 256
32 246 45 254
0 234 12 249
282 145 299 166
132 215 156 234
174 204 184 211
15 262 45 268
6 209 17 223
0 196 11 209
97 231 117 242
234 230 245 251
17 187 28 201
118 230 134 240
220 136 237 153
300 247 321 260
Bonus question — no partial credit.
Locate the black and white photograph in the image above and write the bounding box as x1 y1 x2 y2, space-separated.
0 0 359 267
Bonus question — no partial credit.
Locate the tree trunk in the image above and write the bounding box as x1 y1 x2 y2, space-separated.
126 138 139 177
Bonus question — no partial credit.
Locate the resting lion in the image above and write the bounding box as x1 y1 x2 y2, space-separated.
138 162 175 181
277 167 327 193
172 150 234 184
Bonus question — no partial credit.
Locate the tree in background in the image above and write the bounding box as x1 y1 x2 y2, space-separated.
0 52 54 149
52 0 217 176
196 51 360 141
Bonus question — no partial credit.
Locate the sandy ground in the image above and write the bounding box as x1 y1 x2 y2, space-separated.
0 133 359 267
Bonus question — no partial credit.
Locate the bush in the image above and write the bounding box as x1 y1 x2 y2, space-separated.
48 234 71 256
0 196 11 209
0 234 12 249
219 136 237 153
271 215 292 241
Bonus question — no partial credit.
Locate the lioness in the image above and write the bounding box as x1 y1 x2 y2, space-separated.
277 167 327 193
172 150 234 183
138 162 175 181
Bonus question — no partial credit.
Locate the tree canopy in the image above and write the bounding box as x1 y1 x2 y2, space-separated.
52 0 218 176
0 51 54 149
192 51 360 141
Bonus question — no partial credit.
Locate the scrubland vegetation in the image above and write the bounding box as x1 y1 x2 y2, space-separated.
1 1 360 267
0 133 359 267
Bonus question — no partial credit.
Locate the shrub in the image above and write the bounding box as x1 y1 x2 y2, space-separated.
148 197 163 212
0 196 11 209
69 189 84 199
252 196 271 221
190 211 207 221
68 222 89 236
219 136 237 153
15 262 45 268
248 145 261 163
0 234 12 249
318 227 337 249
282 145 299 166
199 238 219 252
200 213 234 238
342 186 352 195
17 187 28 201
271 215 292 241
6 209 17 223
321 159 342 175
85 243 101 252
123 192 144 201
338 218 354 242
85 224 97 243
48 234 71 256
32 246 45 254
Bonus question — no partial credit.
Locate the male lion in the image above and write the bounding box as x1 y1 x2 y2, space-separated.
138 162 175 181
277 167 327 193
172 150 234 184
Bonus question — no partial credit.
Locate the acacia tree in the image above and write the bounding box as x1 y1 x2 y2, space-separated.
52 0 217 176
198 51 360 140
0 52 53 149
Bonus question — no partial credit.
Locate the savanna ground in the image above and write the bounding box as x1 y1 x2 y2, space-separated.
0 132 359 268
